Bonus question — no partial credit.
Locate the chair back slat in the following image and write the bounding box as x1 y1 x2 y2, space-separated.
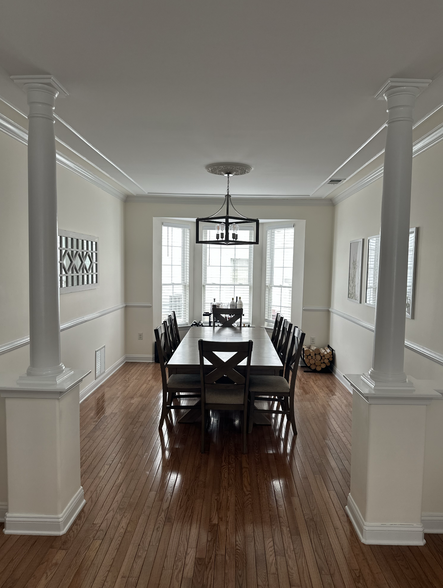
171 310 181 346
270 313 281 344
198 339 252 401
212 307 243 327
271 315 284 348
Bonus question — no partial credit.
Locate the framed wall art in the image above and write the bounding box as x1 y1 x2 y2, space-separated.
348 238 363 303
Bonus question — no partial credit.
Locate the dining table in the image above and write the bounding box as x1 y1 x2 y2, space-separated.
167 325 283 423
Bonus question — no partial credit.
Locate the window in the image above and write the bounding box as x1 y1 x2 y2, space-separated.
365 228 417 318
202 240 253 323
265 226 294 325
365 235 380 306
59 230 98 293
162 223 190 325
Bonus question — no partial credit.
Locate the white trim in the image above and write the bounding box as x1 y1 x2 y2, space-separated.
0 304 125 356
332 122 443 205
302 306 330 312
0 110 128 201
61 304 125 332
80 356 126 402
0 502 7 523
329 307 374 332
126 194 332 206
332 364 353 394
4 487 85 536
125 354 154 363
330 307 443 366
346 493 425 545
0 112 28 144
422 513 443 534
56 152 126 201
125 303 152 308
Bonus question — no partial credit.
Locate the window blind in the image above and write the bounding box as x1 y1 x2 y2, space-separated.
265 226 294 324
162 223 190 325
202 236 253 323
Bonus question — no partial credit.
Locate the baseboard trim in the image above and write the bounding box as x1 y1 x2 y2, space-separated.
332 365 353 394
422 512 443 534
0 502 7 523
125 354 154 363
346 493 425 545
4 486 85 536
80 356 126 403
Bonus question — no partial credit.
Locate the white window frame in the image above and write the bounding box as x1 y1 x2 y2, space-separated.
264 223 295 327
161 222 191 326
201 239 254 324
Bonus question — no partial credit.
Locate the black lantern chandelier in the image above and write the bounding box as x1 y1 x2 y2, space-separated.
196 162 259 245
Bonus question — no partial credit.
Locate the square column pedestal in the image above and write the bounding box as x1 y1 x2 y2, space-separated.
345 374 442 545
0 370 89 535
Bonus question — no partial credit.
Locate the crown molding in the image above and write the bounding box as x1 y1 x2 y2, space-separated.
0 111 128 201
332 121 443 205
127 194 332 206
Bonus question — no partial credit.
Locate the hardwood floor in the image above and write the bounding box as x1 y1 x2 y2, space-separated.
1 362 443 587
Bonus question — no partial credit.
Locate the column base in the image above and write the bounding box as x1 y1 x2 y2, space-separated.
346 493 425 545
361 371 415 394
4 486 85 536
18 366 75 388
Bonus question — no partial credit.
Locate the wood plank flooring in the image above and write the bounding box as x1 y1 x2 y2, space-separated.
1 362 443 587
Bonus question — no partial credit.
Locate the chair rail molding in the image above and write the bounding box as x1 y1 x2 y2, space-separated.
330 307 443 367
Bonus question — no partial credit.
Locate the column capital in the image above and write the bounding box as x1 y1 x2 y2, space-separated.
374 78 431 101
11 74 69 98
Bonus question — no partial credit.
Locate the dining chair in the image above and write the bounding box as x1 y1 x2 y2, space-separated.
212 307 243 328
171 310 181 347
276 320 292 364
248 329 305 434
163 319 174 358
167 314 179 353
155 324 201 430
270 313 281 345
271 314 284 349
198 339 253 453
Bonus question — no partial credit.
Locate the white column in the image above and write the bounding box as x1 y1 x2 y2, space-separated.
0 75 90 535
27 83 65 377
362 79 430 392
344 78 442 547
11 76 73 385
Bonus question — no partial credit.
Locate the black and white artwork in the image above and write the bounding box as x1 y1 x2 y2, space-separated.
348 239 363 303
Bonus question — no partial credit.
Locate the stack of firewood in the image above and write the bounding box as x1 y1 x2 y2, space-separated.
302 345 333 372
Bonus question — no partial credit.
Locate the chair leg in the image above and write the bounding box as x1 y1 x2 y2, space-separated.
242 410 248 454
289 400 297 435
248 393 255 434
201 407 206 453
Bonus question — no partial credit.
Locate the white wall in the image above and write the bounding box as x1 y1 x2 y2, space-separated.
124 200 334 359
0 123 126 511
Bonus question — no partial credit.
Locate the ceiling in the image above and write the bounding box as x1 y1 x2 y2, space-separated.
1 0 443 200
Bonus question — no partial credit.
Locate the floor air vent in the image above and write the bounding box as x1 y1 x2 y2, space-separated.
95 346 105 379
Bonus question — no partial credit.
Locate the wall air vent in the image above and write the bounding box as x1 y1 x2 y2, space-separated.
328 178 345 185
95 346 105 379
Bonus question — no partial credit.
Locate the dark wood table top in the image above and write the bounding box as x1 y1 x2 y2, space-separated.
167 326 282 375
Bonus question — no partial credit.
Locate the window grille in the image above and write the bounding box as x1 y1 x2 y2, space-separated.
265 226 294 325
59 230 98 293
202 234 253 323
162 223 190 325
